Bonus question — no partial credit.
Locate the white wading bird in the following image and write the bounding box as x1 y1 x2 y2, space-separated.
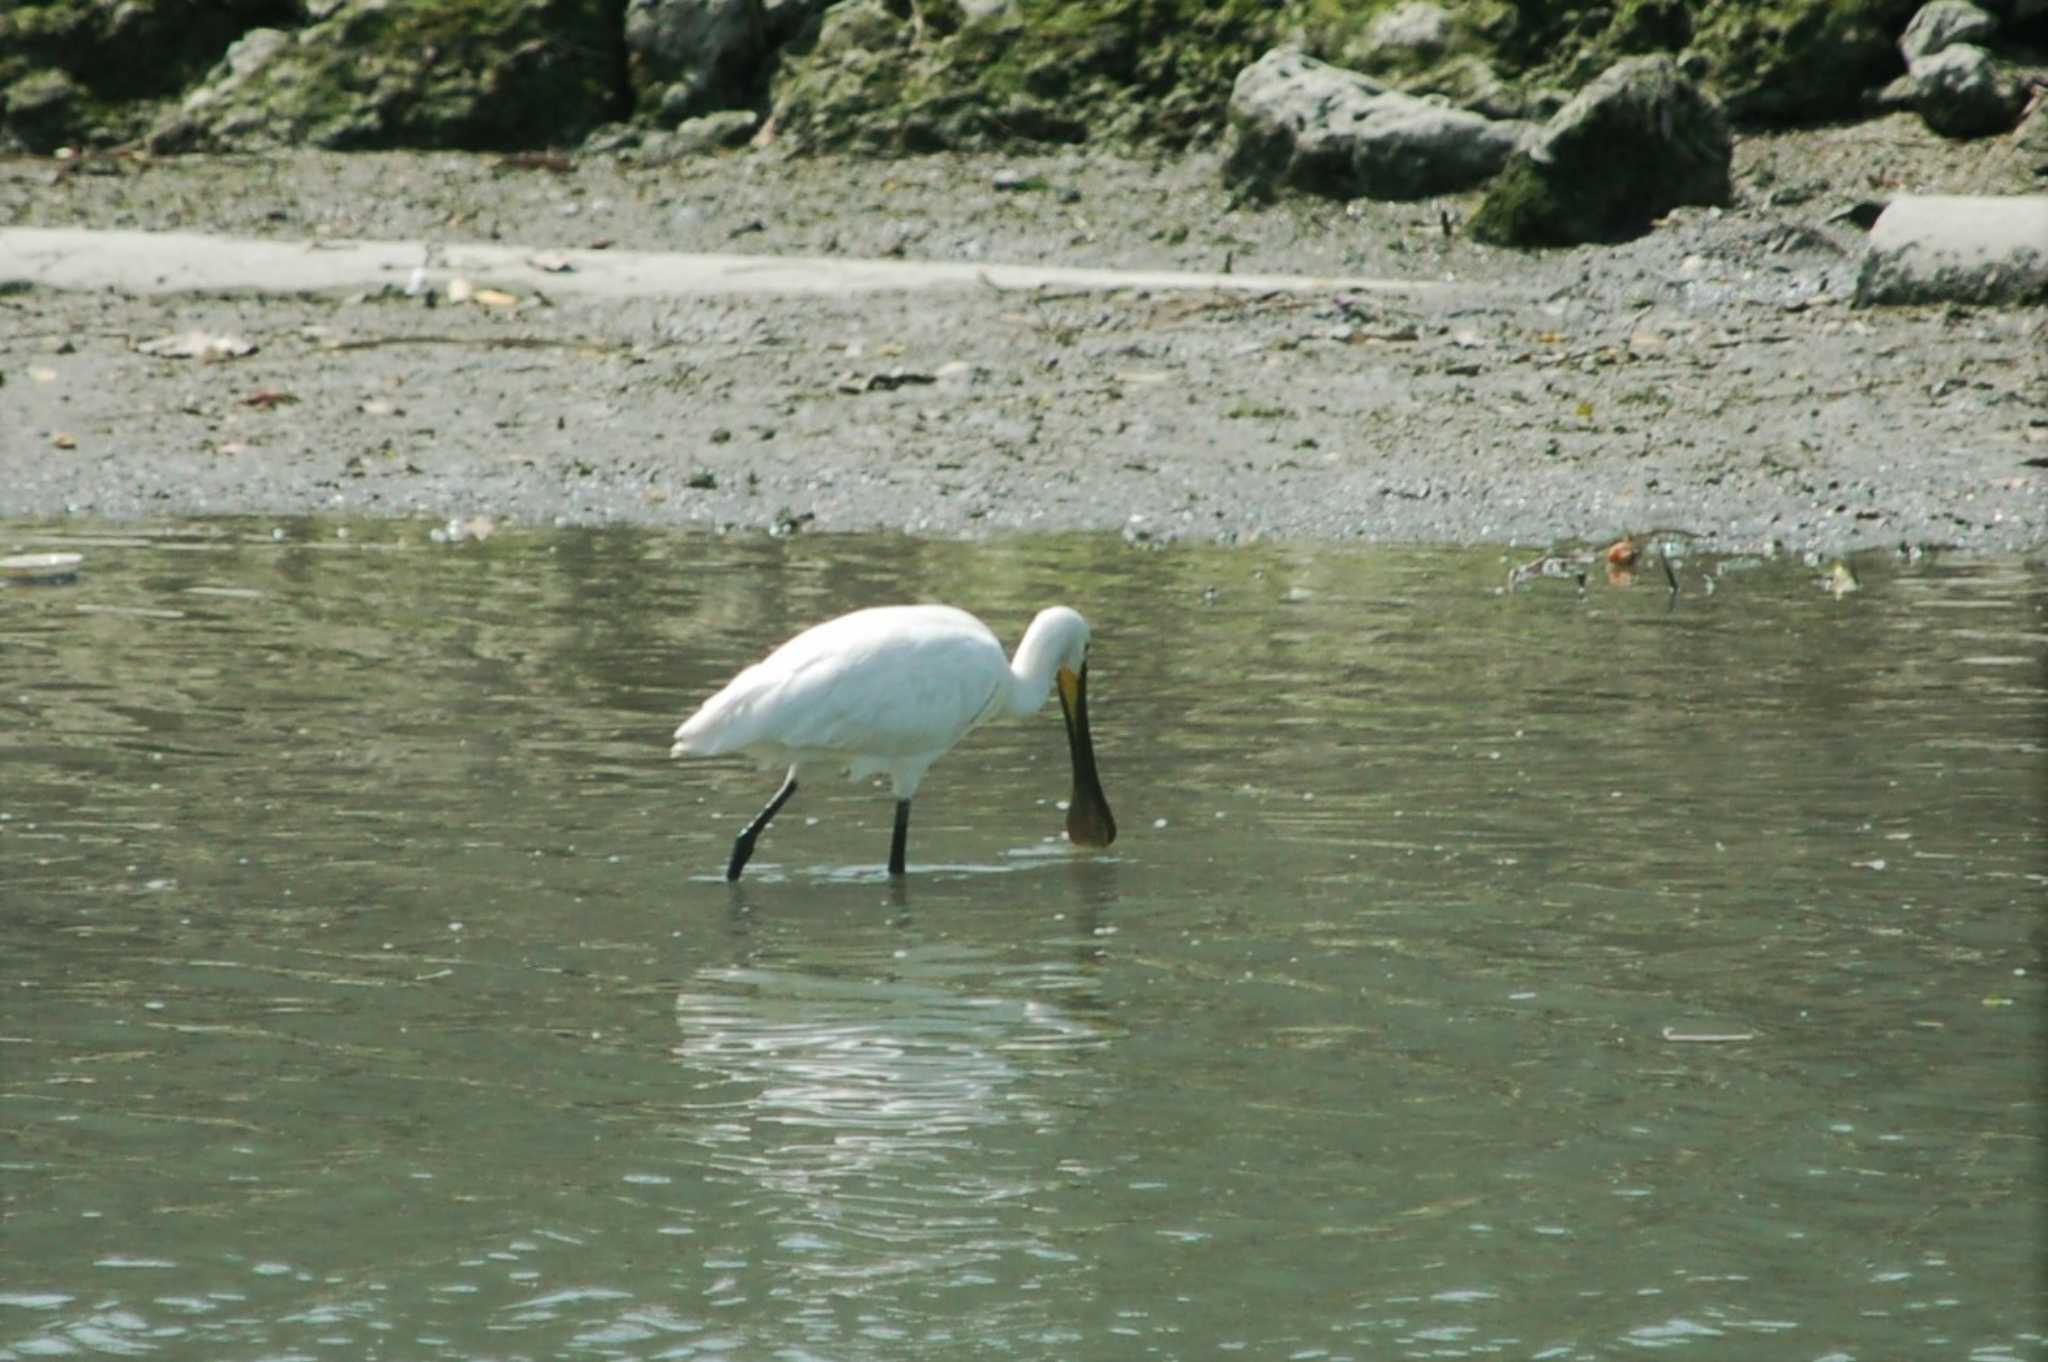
671 604 1117 881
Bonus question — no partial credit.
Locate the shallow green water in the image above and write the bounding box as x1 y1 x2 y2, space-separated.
2 520 2042 1361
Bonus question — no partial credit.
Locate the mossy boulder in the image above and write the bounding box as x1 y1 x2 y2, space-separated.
1688 0 1921 122
1469 54 1731 247
1315 0 1922 130
0 0 298 149
150 0 627 153
768 0 1282 152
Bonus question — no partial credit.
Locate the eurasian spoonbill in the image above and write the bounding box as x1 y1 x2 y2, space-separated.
671 604 1116 880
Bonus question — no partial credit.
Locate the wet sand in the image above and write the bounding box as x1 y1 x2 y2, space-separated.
3 130 2044 553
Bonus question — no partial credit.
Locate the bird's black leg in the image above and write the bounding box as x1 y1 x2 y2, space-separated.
888 799 912 878
727 773 798 882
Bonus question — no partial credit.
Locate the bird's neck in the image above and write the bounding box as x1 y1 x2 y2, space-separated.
1004 637 1063 717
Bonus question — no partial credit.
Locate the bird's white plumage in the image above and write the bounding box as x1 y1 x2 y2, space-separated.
672 604 1088 798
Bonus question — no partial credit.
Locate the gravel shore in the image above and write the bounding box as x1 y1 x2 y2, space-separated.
3 121 2044 554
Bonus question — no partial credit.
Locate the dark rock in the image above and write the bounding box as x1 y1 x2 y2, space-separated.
644 108 761 160
2013 91 2048 176
2 68 87 153
1908 43 2028 137
0 0 299 149
1222 49 1525 201
1469 54 1731 247
626 0 766 127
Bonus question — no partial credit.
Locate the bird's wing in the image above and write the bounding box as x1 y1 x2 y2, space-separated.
760 627 1004 758
674 606 1004 760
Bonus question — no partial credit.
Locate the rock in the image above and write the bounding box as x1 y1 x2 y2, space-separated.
1351 2 1453 69
1469 54 1731 247
1222 49 1526 202
149 0 625 153
651 108 761 158
0 0 294 148
1898 1 1999 61
626 0 765 127
1867 71 1923 114
765 0 927 152
1690 1 1914 125
761 0 831 45
1854 193 2048 304
769 0 1267 152
2013 92 2048 175
2 69 86 153
1908 43 2029 137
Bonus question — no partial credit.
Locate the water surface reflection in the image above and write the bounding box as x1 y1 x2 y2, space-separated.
0 519 2040 1360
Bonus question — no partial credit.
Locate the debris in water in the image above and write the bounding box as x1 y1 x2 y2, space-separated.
430 516 498 544
1661 1027 1758 1043
1507 551 1588 591
2 552 84 585
1824 561 1861 596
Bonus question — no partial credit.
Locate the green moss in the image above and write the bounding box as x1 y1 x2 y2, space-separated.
1466 156 1558 246
1691 0 1918 123
0 0 302 101
777 0 1297 152
160 0 628 151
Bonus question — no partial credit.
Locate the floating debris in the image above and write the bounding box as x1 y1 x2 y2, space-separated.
430 516 498 544
76 604 186 620
1824 561 1862 596
1507 551 1588 591
1 552 84 585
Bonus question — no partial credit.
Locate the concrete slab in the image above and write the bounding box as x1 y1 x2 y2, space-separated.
0 226 1438 300
1854 194 2048 305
